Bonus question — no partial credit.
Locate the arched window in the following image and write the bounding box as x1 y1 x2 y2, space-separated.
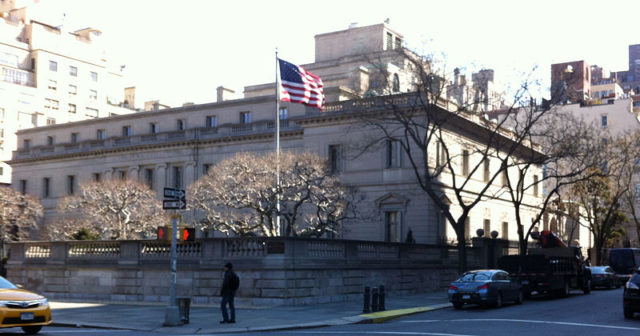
392 73 400 92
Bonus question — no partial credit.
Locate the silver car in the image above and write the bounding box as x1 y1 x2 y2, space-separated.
448 269 523 309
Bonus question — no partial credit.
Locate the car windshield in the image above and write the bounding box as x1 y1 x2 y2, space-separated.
0 277 17 289
457 272 491 282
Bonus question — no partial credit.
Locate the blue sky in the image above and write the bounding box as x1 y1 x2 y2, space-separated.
31 0 640 106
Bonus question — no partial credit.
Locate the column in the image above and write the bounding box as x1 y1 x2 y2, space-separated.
155 163 167 198
103 168 114 180
184 161 196 189
128 165 140 182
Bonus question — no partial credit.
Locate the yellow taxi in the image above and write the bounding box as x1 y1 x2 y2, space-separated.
0 276 51 334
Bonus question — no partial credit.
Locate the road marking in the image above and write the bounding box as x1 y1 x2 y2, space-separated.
401 318 640 331
280 332 477 336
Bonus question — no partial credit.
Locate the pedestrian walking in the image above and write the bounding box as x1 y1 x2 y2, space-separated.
220 262 239 323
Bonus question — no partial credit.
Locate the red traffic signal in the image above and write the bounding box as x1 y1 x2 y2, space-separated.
157 226 170 241
181 228 196 242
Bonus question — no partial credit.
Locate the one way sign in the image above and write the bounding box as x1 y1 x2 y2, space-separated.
163 199 186 210
164 187 185 200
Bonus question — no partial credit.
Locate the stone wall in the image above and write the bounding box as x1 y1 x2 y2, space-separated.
7 238 485 305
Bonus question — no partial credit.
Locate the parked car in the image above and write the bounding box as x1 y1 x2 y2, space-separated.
0 276 51 334
590 266 620 289
623 267 640 318
609 248 640 283
448 269 523 309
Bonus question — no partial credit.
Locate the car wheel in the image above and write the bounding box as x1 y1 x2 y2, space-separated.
560 281 570 297
515 290 523 305
624 307 634 319
494 292 503 308
453 302 464 310
21 326 42 335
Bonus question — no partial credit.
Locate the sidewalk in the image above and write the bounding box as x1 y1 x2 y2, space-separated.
49 291 452 334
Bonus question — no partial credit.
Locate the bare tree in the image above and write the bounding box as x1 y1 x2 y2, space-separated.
496 108 602 255
352 48 566 272
54 180 165 240
570 132 640 264
188 151 354 237
0 186 43 241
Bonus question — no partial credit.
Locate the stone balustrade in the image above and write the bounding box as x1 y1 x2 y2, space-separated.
7 238 481 305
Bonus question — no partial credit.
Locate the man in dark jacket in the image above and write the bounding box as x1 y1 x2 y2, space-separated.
220 262 239 323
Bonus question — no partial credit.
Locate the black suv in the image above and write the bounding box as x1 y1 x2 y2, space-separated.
623 267 640 318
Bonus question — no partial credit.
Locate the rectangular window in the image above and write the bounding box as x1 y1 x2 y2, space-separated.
42 177 50 198
206 115 217 128
483 158 490 182
68 104 76 114
46 117 56 125
45 98 59 111
173 166 183 188
93 173 101 182
502 222 509 239
386 140 401 168
386 32 393 50
239 111 251 124
0 167 2 175
150 122 159 134
601 115 608 127
203 164 211 175
67 175 75 195
122 126 132 136
85 107 98 118
533 175 539 196
144 168 154 189
19 180 27 194
71 133 79 143
49 60 57 71
96 129 106 140
384 211 400 242
328 144 343 173
48 79 57 90
483 219 491 235
89 89 97 100
46 136 54 146
90 71 98 82
177 119 185 130
68 84 77 95
395 36 402 49
462 150 470 176
69 66 77 77
23 139 31 149
118 170 127 180
279 107 288 120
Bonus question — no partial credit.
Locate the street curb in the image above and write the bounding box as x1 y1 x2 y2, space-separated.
49 303 452 334
358 303 453 323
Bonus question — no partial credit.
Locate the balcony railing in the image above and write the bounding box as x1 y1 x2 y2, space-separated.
1 66 34 87
13 119 301 160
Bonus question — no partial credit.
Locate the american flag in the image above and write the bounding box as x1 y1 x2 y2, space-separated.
279 59 325 110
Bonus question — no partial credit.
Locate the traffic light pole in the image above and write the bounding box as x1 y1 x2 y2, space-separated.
164 213 181 326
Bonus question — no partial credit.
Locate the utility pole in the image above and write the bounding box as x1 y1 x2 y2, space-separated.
164 212 181 326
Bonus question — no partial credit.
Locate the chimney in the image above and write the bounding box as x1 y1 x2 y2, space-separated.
124 87 136 109
217 86 235 102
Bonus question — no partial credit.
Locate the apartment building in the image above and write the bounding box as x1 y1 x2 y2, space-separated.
0 0 134 184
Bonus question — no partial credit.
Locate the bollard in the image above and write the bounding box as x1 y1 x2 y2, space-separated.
363 286 371 313
379 285 385 311
371 287 379 312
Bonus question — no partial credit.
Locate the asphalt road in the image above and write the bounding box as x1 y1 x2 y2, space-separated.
1 287 637 336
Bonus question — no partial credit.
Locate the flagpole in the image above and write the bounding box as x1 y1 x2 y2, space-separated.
275 50 281 237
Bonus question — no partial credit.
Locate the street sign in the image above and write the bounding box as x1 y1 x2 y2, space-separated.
164 188 185 200
163 199 186 210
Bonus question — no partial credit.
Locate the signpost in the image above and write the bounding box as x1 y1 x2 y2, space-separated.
163 188 186 326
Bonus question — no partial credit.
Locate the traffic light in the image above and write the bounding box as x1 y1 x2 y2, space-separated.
181 227 196 242
157 226 170 241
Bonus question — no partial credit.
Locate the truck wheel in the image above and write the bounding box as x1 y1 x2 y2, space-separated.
21 326 42 335
582 279 591 294
624 307 634 319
